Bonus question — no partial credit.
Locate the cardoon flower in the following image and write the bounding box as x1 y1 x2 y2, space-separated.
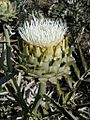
18 16 67 47
18 16 72 84
18 16 79 114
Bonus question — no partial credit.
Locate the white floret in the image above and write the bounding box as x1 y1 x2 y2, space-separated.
18 16 67 47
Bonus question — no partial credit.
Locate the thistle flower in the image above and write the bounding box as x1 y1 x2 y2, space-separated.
18 16 67 47
18 16 79 114
18 16 73 85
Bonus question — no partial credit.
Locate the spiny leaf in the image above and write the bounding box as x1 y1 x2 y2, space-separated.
64 91 73 104
78 44 88 72
65 74 73 89
72 63 80 79
31 81 46 114
44 95 78 120
0 72 17 86
3 24 13 72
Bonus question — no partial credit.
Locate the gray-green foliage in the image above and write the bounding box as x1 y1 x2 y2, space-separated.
0 0 16 22
0 0 90 120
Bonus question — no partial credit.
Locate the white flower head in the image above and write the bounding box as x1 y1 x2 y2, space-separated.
18 16 67 47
